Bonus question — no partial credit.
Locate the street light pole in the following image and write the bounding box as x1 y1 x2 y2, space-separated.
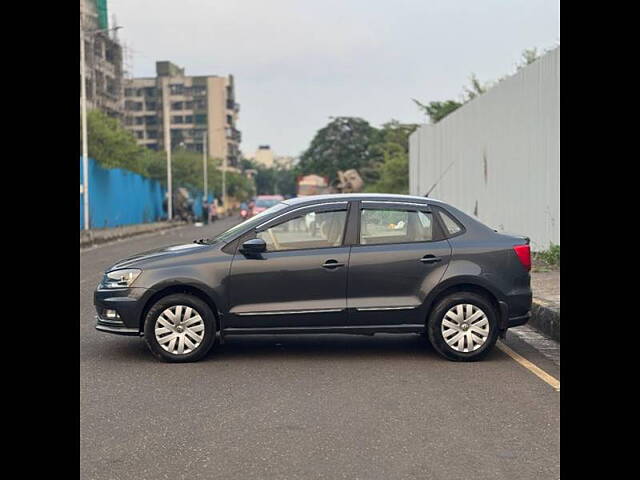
163 86 173 221
80 25 89 230
222 154 227 217
203 131 208 201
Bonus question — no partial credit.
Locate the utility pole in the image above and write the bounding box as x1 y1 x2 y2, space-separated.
163 79 172 220
222 154 227 217
203 131 208 201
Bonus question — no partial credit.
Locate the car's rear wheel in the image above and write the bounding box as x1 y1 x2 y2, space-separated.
427 292 498 361
143 293 216 363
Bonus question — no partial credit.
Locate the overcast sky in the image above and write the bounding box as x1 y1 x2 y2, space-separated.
109 0 559 158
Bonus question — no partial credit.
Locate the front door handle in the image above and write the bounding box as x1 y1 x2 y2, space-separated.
420 255 442 264
322 259 345 269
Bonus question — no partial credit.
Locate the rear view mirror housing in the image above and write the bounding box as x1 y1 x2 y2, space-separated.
240 238 266 254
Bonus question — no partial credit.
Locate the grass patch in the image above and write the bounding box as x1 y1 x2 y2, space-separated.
532 243 560 271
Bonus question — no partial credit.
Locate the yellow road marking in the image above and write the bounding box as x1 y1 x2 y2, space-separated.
496 341 560 392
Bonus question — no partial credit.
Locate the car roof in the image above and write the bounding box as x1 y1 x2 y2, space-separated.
256 195 284 199
282 193 446 207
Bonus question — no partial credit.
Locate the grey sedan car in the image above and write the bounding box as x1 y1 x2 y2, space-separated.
94 194 532 362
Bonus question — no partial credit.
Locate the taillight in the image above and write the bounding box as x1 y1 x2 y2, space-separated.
513 244 531 271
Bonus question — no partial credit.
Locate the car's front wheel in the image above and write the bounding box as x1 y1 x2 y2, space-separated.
143 293 216 363
427 292 498 361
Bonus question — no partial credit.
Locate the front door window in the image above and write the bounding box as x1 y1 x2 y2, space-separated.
257 210 347 251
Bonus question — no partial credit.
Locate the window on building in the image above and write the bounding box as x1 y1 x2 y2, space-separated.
145 102 157 110
147 130 158 139
135 117 144 125
195 114 207 124
184 115 193 124
124 88 134 97
106 77 115 95
170 84 185 95
145 116 158 125
144 87 157 97
135 131 144 139
172 116 184 124
126 101 143 111
185 101 194 109
105 46 115 63
171 102 183 110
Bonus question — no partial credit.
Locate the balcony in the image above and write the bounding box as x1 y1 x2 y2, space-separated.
226 100 240 113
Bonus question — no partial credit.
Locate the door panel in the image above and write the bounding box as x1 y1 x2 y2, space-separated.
347 241 451 325
227 247 350 327
348 204 451 326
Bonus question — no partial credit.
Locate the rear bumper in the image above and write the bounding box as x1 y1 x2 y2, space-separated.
498 297 531 330
505 312 530 328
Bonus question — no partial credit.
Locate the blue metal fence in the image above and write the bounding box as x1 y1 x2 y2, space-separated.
80 157 166 230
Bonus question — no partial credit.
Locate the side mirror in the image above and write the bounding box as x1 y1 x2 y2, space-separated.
240 237 266 254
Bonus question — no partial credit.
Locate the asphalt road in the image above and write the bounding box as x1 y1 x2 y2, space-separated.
80 218 560 480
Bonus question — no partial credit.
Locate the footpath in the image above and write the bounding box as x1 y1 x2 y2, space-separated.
80 221 187 249
529 269 560 342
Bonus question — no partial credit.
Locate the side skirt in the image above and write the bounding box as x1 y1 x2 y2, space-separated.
222 324 425 336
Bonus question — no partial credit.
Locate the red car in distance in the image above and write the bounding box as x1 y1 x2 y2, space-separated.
249 195 284 218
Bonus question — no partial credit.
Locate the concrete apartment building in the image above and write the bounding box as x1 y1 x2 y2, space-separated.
80 0 124 118
123 61 242 168
250 145 297 170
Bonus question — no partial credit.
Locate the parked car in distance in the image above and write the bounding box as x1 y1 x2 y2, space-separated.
250 195 284 217
94 193 532 363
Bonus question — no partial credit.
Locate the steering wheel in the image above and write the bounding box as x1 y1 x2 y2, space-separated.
267 228 281 251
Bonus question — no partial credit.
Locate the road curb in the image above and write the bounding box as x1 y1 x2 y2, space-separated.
529 298 560 342
80 221 187 249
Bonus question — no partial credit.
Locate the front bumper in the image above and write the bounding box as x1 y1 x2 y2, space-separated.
94 286 152 334
95 322 142 336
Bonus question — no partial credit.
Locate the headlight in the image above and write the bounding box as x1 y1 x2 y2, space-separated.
100 269 142 289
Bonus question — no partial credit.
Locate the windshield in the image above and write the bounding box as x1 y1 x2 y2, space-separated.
255 198 280 208
205 202 288 244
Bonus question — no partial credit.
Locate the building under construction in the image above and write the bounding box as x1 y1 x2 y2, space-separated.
80 0 124 118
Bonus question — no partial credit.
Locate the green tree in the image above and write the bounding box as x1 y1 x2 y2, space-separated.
298 117 381 184
365 121 417 194
83 109 158 175
412 99 463 123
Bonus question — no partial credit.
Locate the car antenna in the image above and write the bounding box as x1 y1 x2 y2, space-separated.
424 160 456 197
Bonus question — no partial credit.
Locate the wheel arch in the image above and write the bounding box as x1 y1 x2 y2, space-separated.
423 276 503 326
139 281 220 332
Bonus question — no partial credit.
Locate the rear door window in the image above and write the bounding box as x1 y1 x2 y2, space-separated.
360 208 435 245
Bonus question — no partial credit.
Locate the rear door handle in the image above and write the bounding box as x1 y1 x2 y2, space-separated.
420 255 442 264
322 259 345 269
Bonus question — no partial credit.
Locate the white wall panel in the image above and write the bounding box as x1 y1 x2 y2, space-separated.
409 47 559 250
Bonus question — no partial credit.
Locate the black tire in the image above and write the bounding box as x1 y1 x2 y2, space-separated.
143 293 216 363
427 292 498 362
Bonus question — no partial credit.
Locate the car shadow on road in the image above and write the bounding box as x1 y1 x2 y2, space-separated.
90 333 506 364
203 334 506 364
